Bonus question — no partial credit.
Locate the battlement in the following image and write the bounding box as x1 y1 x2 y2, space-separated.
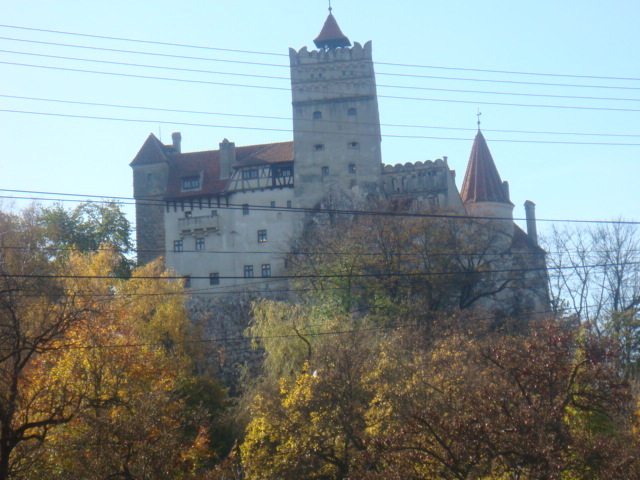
382 158 449 174
289 41 373 65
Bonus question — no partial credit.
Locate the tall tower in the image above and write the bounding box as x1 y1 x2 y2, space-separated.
130 133 173 265
290 11 382 208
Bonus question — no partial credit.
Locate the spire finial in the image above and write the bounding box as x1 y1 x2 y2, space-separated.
476 109 482 131
328 0 332 13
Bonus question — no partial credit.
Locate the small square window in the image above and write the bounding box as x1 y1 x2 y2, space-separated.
209 273 220 285
347 107 357 116
314 144 325 152
242 204 249 215
183 276 191 288
195 238 205 251
322 166 329 177
242 168 259 180
270 201 276 208
313 111 322 120
261 264 271 278
257 230 267 243
348 142 359 150
244 265 254 278
211 210 218 217
185 211 192 218
173 240 183 252
348 163 356 174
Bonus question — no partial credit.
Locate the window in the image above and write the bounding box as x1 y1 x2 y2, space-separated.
242 204 249 215
242 168 259 179
348 141 359 150
348 163 356 174
276 166 292 177
314 144 325 152
185 211 192 218
287 200 292 208
183 276 191 288
195 237 205 251
211 209 218 217
257 230 267 243
270 201 276 208
313 111 322 120
181 176 200 191
322 166 330 177
244 265 254 278
347 107 357 116
261 264 272 278
173 240 183 252
209 273 220 285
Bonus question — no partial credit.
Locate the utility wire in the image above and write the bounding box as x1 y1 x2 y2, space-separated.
3 261 639 281
3 49 640 104
4 61 640 114
0 305 599 353
1 24 639 82
1 189 639 225
1 109 639 146
3 94 639 139
2 35 640 91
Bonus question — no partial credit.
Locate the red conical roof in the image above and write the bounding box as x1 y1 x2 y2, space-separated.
314 13 351 49
460 131 511 204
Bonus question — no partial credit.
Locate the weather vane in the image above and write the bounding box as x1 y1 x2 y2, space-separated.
328 0 332 13
476 109 482 130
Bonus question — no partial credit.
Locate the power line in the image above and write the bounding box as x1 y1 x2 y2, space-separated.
2 261 639 281
3 49 640 104
3 94 639 139
3 35 640 92
4 61 640 114
1 109 639 146
0 305 602 354
1 189 639 225
2 24 639 82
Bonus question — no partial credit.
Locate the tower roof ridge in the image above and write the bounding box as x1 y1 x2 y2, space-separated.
460 130 511 205
314 12 351 50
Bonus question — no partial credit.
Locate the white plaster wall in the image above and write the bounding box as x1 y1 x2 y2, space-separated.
165 188 297 293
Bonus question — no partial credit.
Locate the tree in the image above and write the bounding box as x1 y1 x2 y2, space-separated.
38 201 134 275
240 306 638 479
545 222 640 370
0 208 93 478
242 322 379 480
0 207 227 478
287 203 545 324
362 319 637 479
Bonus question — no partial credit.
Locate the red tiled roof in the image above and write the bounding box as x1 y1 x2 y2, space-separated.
233 142 294 167
164 141 293 200
460 131 511 205
314 13 351 49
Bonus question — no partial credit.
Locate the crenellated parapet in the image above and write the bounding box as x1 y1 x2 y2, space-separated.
289 41 372 65
381 158 462 211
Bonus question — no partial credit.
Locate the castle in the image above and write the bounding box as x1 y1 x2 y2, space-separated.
131 12 548 313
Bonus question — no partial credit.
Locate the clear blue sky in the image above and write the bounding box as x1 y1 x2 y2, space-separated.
1 0 638 237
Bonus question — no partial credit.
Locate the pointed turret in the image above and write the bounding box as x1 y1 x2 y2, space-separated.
314 13 351 49
461 130 514 220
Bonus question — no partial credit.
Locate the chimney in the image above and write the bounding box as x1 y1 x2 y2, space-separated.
171 132 182 153
524 200 538 246
219 138 236 180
